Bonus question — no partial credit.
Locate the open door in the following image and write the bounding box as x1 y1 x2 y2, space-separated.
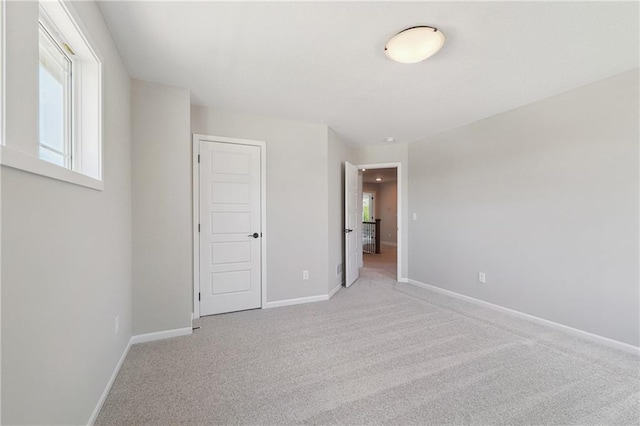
345 161 359 287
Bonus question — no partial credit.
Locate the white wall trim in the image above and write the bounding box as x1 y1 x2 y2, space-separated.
0 146 103 190
328 283 342 299
263 294 329 309
86 340 131 425
192 134 267 319
192 137 200 318
87 324 195 424
397 277 408 283
405 279 640 356
0 0 5 147
356 162 402 282
130 327 193 345
0 8 4 420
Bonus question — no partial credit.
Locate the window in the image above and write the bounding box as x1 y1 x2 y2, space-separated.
39 21 73 168
39 0 102 182
0 0 103 190
363 192 375 222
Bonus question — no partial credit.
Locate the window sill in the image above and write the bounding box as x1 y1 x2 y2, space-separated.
0 145 103 190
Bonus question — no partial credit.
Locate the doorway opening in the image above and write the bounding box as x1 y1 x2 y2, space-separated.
360 167 398 279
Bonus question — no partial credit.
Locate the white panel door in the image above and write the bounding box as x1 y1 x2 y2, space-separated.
357 171 363 268
199 141 261 315
345 161 360 287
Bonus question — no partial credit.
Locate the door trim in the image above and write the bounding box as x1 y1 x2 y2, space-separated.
356 162 402 282
192 134 267 319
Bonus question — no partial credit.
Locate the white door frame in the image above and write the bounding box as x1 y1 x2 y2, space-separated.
356 162 402 281
192 134 267 319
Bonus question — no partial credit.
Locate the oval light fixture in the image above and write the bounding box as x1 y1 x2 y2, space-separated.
376 178 382 182
385 26 445 64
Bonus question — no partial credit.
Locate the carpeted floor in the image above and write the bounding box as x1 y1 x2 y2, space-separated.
96 261 639 425
364 244 397 279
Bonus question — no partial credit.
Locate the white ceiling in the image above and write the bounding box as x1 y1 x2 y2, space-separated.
98 1 639 145
363 168 397 184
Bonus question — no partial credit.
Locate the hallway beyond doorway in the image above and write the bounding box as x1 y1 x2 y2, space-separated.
363 245 397 280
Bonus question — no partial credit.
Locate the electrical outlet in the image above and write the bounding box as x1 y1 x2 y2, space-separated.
303 270 309 280
478 272 486 283
412 212 417 221
115 316 120 335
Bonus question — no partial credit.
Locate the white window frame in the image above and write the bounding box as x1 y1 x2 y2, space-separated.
0 0 103 190
363 191 376 221
38 18 73 169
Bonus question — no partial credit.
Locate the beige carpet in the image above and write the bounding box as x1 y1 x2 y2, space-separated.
97 264 639 425
364 244 397 279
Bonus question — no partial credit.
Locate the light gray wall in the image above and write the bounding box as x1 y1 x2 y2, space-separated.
363 181 398 244
132 81 192 334
378 182 398 244
352 144 409 279
4 1 37 154
0 113 2 426
192 106 331 302
327 129 353 292
408 69 639 346
1 1 133 423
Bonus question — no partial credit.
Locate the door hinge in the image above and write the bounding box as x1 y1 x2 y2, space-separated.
198 224 200 232
198 292 201 301
197 154 200 163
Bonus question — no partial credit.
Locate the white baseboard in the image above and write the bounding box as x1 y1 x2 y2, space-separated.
130 327 193 344
87 325 194 424
397 277 408 283
87 339 131 425
405 279 640 356
328 283 342 299
263 294 329 309
381 241 397 247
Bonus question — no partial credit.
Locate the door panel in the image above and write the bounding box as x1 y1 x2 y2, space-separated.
199 141 261 315
210 212 251 234
211 241 251 264
211 271 252 295
345 161 360 287
212 152 251 174
210 182 251 204
357 172 363 268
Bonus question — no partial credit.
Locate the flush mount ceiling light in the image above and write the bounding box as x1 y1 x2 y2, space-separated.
385 26 445 64
376 178 382 181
